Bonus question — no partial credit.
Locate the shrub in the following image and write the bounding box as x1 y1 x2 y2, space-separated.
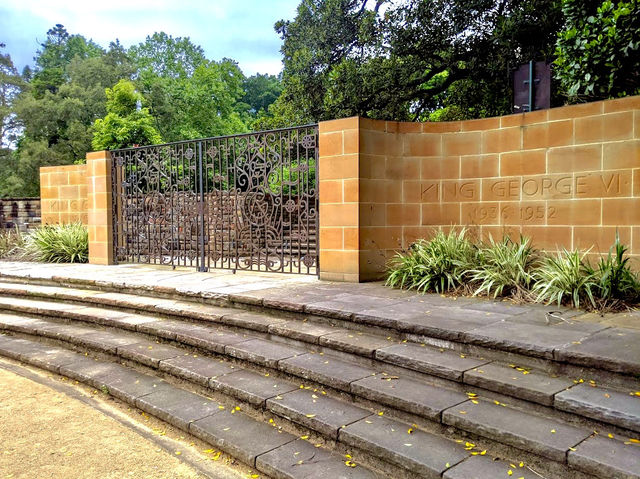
25 223 89 263
386 228 477 293
387 229 639 311
531 249 599 309
596 231 640 303
0 227 25 259
468 236 538 299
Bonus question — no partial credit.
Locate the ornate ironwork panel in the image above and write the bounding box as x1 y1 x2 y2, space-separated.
111 125 318 275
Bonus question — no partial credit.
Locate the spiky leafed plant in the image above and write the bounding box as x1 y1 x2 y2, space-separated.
532 248 598 309
468 235 539 298
386 228 477 293
596 231 640 304
25 222 89 263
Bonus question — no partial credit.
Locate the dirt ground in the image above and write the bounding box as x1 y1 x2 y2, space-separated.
0 360 256 479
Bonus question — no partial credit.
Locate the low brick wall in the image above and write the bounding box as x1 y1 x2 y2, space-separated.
0 198 41 231
319 95 640 281
40 155 111 264
40 164 88 225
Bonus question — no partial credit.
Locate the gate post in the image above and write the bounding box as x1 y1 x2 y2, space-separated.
86 150 114 265
318 117 361 282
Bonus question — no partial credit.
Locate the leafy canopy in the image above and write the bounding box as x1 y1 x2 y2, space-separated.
2 29 134 197
0 43 24 148
0 25 282 196
555 0 640 100
131 33 250 141
92 79 162 150
275 0 563 122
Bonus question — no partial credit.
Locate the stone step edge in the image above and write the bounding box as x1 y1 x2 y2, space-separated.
0 282 631 405
0 332 607 479
0 336 386 479
3 320 628 472
1 300 637 439
0 273 634 379
7 295 633 438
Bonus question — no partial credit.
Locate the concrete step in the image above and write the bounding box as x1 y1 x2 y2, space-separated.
0 334 378 479
442 399 592 462
0 283 622 382
339 415 468 478
1 277 638 383
2 314 639 479
0 292 639 440
3 314 640 479
555 383 640 433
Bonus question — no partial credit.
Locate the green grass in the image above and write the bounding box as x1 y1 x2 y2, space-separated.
386 228 477 293
25 222 89 263
467 235 539 299
0 227 26 259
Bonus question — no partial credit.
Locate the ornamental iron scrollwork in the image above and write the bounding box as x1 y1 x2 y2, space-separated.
111 125 318 275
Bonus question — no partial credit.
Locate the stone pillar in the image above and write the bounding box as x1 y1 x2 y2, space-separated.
318 117 361 282
86 151 113 265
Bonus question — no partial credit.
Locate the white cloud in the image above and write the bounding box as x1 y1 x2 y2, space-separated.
2 0 300 74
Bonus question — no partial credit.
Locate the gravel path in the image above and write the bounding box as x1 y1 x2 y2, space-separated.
0 360 250 479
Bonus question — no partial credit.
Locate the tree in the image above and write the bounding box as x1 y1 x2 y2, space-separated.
0 44 25 198
243 73 283 115
3 34 134 197
275 0 563 122
31 24 104 98
555 0 640 101
130 33 250 141
92 79 162 150
129 32 206 79
0 43 24 148
172 59 249 138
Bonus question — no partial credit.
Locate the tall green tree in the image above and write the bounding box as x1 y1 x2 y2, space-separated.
92 79 162 150
4 31 134 197
0 43 24 148
275 0 563 122
31 24 104 98
0 44 25 197
243 73 283 115
129 32 206 79
555 0 639 101
130 33 249 141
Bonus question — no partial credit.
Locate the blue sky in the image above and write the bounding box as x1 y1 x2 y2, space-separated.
0 0 301 76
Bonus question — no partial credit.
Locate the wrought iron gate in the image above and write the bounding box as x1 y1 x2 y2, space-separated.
110 125 319 275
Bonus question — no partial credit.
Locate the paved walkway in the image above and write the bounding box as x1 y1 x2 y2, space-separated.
0 261 639 374
0 359 248 479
